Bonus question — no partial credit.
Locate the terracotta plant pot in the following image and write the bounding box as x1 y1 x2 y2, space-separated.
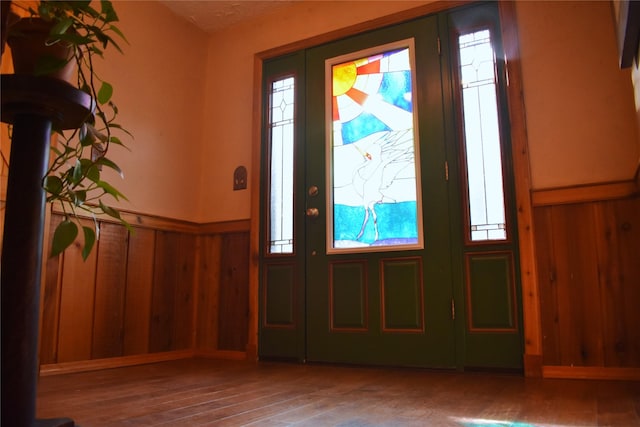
7 17 76 83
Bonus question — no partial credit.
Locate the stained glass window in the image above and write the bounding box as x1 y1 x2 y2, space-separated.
268 76 295 254
326 40 423 253
458 29 507 241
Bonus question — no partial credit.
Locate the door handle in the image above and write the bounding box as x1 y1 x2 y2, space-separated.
306 208 319 218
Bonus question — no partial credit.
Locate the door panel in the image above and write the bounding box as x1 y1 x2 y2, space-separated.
447 3 524 369
305 15 456 368
329 260 368 331
259 52 306 361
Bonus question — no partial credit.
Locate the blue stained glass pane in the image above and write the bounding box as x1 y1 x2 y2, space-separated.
341 112 391 145
334 202 418 245
379 71 412 112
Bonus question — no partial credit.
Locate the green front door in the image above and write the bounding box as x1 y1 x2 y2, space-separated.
304 16 455 368
259 2 523 370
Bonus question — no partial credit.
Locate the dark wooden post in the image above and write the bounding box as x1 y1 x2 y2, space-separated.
1 74 91 427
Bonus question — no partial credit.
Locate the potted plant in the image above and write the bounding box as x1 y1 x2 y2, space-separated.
3 0 131 260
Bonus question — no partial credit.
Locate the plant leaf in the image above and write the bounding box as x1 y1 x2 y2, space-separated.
73 190 87 206
101 1 119 23
96 157 123 177
50 17 73 36
43 176 64 195
97 82 113 105
86 164 101 182
108 24 128 44
87 123 108 143
88 45 105 58
97 180 128 201
54 32 94 46
72 1 93 12
108 123 133 138
99 200 122 219
72 159 83 183
34 55 70 76
81 226 96 261
108 136 127 147
51 220 78 257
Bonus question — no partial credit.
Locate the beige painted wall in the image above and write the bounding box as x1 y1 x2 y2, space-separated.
516 0 638 189
5 1 637 225
1 1 208 224
196 0 639 222
92 1 209 221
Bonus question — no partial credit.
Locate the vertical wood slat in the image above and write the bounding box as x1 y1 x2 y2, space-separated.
217 232 250 351
196 234 222 351
616 198 640 366
123 227 155 356
596 198 640 366
173 233 196 350
498 1 542 376
91 223 129 359
551 204 604 366
534 206 560 365
57 219 98 363
535 196 640 368
149 231 179 352
39 214 64 364
148 231 196 352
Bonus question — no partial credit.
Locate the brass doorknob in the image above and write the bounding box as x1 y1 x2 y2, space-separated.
306 208 319 218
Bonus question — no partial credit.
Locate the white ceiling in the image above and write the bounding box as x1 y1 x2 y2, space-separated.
158 0 296 34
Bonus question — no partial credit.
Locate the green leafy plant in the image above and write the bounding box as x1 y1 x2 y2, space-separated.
7 0 132 260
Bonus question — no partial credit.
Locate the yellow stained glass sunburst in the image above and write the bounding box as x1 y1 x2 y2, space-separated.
332 62 357 96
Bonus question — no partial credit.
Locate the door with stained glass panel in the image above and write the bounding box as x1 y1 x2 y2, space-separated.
303 16 456 367
259 2 523 370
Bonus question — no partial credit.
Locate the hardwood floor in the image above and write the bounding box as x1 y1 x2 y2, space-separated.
36 358 640 426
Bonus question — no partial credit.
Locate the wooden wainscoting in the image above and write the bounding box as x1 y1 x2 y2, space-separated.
195 228 250 359
39 211 250 374
533 181 640 379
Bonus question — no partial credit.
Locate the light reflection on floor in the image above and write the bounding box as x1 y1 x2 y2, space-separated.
453 418 545 427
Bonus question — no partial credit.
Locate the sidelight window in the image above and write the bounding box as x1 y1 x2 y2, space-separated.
267 76 295 254
458 29 507 242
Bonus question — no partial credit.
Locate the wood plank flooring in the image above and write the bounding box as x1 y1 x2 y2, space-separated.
36 358 640 426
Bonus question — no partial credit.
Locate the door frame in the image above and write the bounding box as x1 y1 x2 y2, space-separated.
248 1 542 377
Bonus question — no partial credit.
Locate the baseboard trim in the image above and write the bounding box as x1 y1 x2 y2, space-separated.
194 349 247 361
543 366 640 381
524 354 543 378
39 350 194 376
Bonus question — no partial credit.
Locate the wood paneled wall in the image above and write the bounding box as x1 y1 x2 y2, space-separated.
40 190 639 377
534 194 640 369
39 213 250 367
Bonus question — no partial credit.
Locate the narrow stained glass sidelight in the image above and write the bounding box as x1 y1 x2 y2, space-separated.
458 29 507 242
268 76 295 254
327 40 423 253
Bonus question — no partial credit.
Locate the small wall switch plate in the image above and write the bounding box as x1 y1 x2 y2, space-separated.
233 166 247 190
